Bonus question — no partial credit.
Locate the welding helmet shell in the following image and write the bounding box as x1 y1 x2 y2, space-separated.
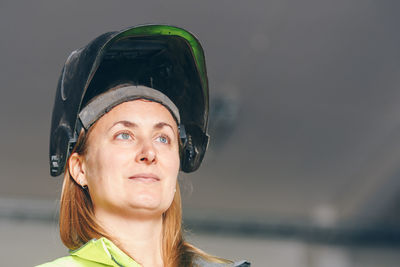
49 24 209 176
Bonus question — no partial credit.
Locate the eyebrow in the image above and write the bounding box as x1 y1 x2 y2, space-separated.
109 120 175 133
154 122 174 132
109 120 138 130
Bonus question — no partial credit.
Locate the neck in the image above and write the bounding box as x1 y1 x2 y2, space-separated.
95 210 164 267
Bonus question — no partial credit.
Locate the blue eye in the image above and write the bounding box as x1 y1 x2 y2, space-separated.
157 135 169 144
116 132 132 140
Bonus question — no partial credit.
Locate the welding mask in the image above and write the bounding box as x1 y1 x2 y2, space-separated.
49 24 209 176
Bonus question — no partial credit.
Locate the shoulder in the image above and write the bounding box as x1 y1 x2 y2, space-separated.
193 256 251 267
232 260 251 267
34 255 91 267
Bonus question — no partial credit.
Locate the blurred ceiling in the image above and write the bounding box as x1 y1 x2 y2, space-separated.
1 0 400 234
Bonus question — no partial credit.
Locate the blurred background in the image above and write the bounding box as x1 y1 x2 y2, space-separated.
1 0 400 266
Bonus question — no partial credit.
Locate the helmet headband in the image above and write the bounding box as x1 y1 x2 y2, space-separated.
78 85 180 130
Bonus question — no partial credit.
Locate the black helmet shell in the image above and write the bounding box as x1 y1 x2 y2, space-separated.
49 24 209 176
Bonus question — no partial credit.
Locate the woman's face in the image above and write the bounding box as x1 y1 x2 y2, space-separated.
75 100 180 219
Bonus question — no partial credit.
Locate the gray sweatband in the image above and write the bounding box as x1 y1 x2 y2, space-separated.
78 85 180 130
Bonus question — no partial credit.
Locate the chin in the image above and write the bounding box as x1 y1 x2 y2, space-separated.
127 194 162 209
126 194 173 215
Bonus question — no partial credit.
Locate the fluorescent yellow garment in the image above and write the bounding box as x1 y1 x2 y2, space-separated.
36 237 141 267
36 237 251 267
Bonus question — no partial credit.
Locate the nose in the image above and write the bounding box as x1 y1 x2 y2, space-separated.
135 141 156 164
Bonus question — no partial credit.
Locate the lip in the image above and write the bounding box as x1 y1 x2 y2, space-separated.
129 173 160 182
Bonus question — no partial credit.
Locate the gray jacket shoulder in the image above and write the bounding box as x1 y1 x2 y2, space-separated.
232 260 251 267
193 257 251 267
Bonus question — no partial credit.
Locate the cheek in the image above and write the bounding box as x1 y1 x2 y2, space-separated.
84 146 128 187
163 150 180 176
158 149 179 189
166 155 180 198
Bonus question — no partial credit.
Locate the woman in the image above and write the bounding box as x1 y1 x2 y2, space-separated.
39 25 250 267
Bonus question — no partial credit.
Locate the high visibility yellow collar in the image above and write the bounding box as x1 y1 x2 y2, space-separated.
70 237 141 267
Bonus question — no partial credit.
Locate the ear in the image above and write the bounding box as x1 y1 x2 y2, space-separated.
68 152 87 187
